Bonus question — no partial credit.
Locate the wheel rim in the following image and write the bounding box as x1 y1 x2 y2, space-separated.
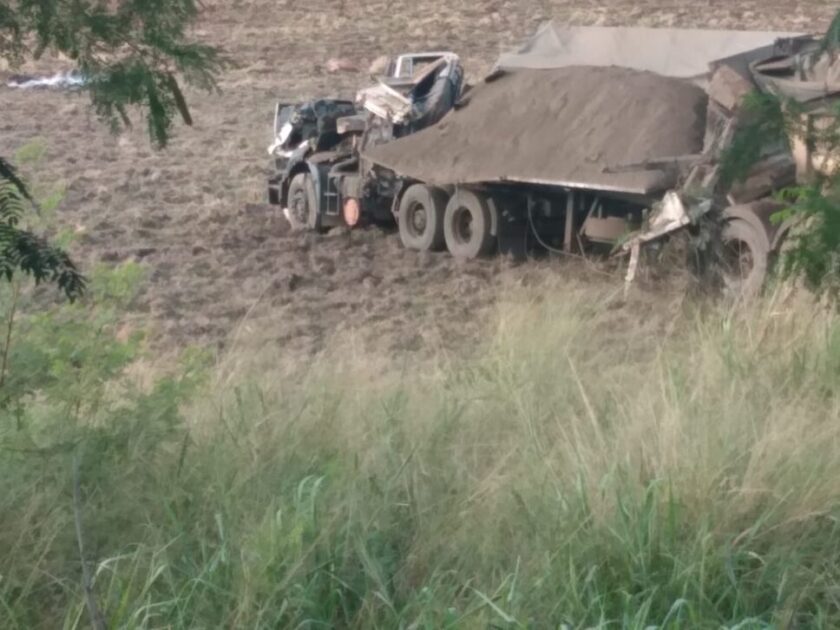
452 207 473 244
407 201 428 237
290 187 308 225
722 237 755 294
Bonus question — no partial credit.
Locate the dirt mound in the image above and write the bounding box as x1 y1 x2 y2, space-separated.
365 66 708 194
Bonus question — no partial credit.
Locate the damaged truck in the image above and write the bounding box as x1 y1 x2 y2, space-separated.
265 24 839 297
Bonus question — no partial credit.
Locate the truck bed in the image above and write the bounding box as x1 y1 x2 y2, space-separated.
363 65 708 197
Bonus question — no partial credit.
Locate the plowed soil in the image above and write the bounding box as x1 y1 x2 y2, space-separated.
1 1 835 357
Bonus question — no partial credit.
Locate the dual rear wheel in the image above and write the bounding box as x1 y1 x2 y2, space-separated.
397 184 447 252
398 184 496 258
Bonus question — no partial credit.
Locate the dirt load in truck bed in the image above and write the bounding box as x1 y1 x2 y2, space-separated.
364 65 708 195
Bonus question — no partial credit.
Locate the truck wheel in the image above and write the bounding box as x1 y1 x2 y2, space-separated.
721 218 770 300
287 172 323 232
444 190 496 258
398 184 447 251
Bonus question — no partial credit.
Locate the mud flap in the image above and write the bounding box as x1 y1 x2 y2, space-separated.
497 217 528 260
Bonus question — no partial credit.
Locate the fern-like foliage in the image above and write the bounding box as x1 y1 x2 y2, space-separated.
719 91 793 189
773 183 840 293
820 8 840 56
0 158 85 300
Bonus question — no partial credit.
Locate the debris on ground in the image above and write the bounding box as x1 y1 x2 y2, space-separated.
325 58 360 73
7 71 86 89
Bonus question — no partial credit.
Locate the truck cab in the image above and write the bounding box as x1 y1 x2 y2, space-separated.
266 51 463 232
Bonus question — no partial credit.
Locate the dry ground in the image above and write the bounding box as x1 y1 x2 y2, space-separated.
1 1 836 357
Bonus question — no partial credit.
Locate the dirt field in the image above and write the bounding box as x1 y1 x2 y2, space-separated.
1 1 836 357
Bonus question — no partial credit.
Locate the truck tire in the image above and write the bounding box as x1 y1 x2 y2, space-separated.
287 172 323 232
721 218 770 300
444 190 496 258
398 184 447 251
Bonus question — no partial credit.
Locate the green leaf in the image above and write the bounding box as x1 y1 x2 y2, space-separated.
0 165 85 301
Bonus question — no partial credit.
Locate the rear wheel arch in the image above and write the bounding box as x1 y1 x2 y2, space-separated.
723 199 786 252
391 180 411 219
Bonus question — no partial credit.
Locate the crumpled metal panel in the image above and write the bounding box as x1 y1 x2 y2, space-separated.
494 23 803 79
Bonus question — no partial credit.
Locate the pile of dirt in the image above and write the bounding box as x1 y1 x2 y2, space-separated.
365 65 708 195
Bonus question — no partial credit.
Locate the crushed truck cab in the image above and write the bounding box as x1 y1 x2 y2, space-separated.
265 52 463 231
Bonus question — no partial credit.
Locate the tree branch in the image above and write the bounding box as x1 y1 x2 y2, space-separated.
0 280 19 390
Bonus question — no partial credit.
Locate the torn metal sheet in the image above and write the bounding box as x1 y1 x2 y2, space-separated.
749 38 840 179
267 122 295 156
336 115 368 134
634 191 690 245
356 53 463 130
707 64 756 112
621 191 707 253
750 39 840 105
494 23 803 79
621 191 709 293
357 82 413 123
267 99 357 158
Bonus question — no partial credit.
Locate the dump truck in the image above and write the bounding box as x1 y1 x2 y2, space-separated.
265 25 838 297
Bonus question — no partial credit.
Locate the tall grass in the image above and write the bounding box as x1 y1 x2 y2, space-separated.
3 278 840 628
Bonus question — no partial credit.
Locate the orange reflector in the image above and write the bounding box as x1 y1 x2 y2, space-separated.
343 198 361 227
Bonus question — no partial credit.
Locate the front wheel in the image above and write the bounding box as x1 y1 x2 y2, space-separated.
443 190 496 259
286 172 323 233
